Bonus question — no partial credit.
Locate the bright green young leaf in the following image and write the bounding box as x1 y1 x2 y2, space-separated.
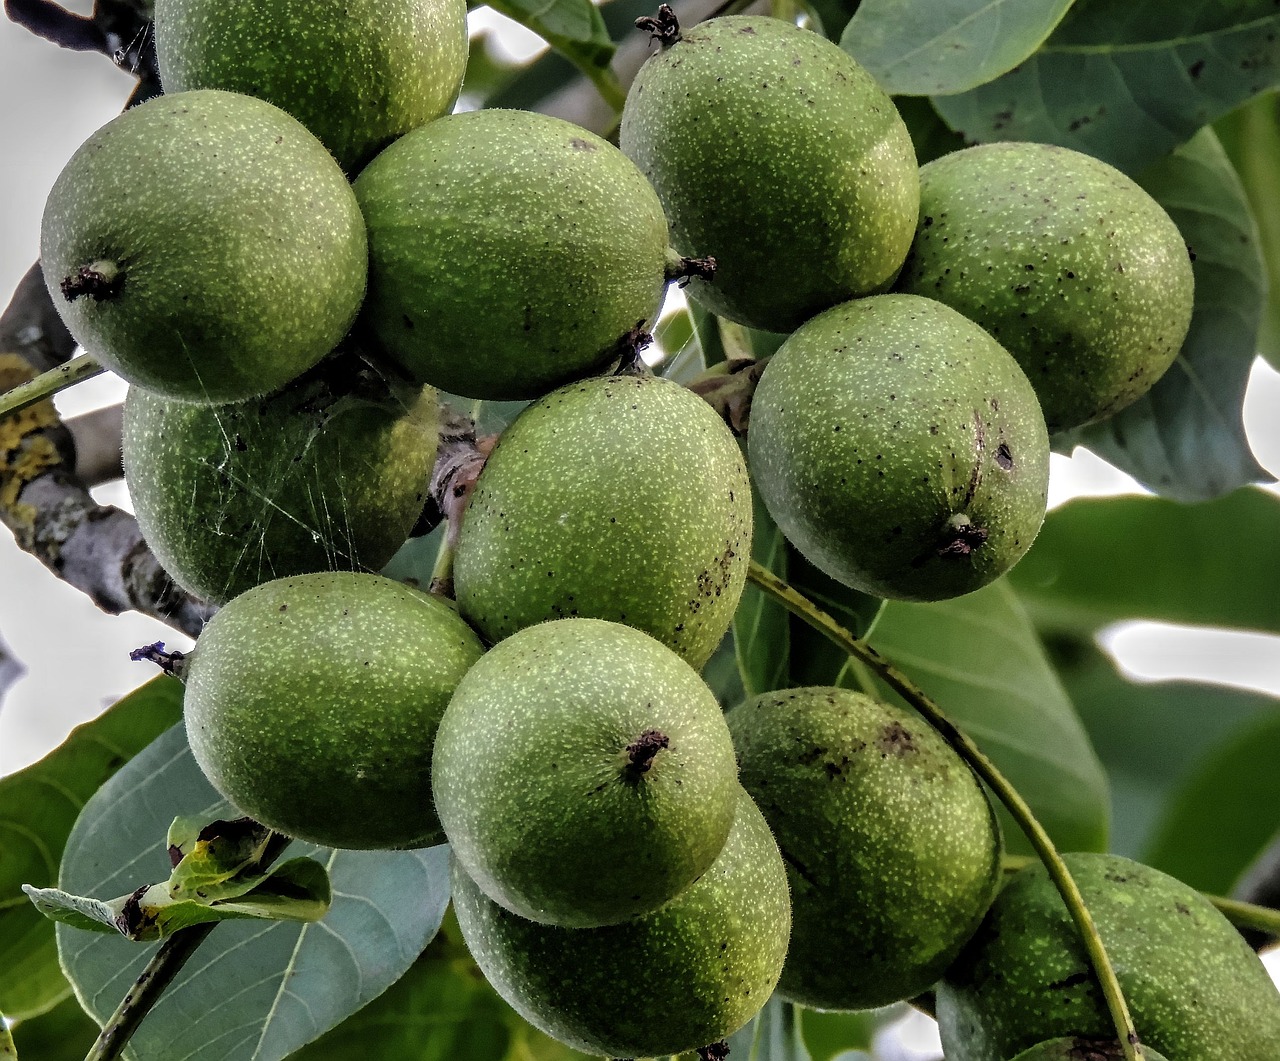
656 307 706 385
799 1005 892 1060
1059 128 1270 499
689 301 732 369
3 996 98 1061
841 0 1076 96
1145 712 1280 895
933 1 1280 175
734 485 790 699
26 856 330 941
0 675 182 1020
1054 638 1280 861
23 888 121 936
1216 91 1280 370
485 0 620 106
165 816 285 902
1011 489 1280 635
722 993 811 1061
58 725 451 1061
867 581 1110 855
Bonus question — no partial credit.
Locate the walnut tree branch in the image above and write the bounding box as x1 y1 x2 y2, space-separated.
6 0 159 89
0 262 213 639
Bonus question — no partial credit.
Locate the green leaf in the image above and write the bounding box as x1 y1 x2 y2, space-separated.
1144 711 1280 895
867 581 1110 855
1058 128 1270 499
23 888 122 936
4 996 99 1061
1010 489 1280 635
786 553 888 695
893 95 968 166
57 725 451 1061
485 0 620 105
656 308 706 385
799 1005 893 1060
841 0 1076 96
734 484 790 699
25 856 330 941
723 994 811 1060
0 675 182 1020
702 628 748 710
1054 638 1278 860
294 914 592 1060
932 1 1280 175
1216 91 1280 371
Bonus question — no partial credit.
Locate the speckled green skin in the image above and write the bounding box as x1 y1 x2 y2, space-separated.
896 143 1195 433
433 618 738 927
727 687 1000 1010
454 374 751 667
40 90 367 404
749 294 1049 601
123 366 438 604
155 0 467 174
354 111 670 400
937 854 1280 1061
184 571 484 849
451 785 789 1057
1009 1040 1169 1061
620 16 919 333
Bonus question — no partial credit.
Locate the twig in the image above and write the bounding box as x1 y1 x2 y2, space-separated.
1002 853 1280 945
85 829 293 1061
0 353 104 421
1205 895 1280 941
6 0 159 86
745 560 1145 1061
422 409 496 598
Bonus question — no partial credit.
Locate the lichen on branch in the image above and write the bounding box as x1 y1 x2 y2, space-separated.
0 262 212 638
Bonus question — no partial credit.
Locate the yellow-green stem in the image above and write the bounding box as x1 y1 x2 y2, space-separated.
0 353 103 420
1203 895 1280 939
1000 859 1280 940
745 560 1145 1061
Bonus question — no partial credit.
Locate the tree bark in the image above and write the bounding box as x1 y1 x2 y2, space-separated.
0 263 212 638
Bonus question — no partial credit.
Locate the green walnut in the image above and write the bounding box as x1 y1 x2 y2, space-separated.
40 89 367 404
124 360 438 604
727 687 1001 1010
896 142 1195 433
183 571 484 849
454 374 752 668
451 786 790 1057
1009 1041 1169 1061
937 853 1280 1061
155 0 467 173
621 14 919 333
354 110 671 400
432 618 739 928
748 294 1050 601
